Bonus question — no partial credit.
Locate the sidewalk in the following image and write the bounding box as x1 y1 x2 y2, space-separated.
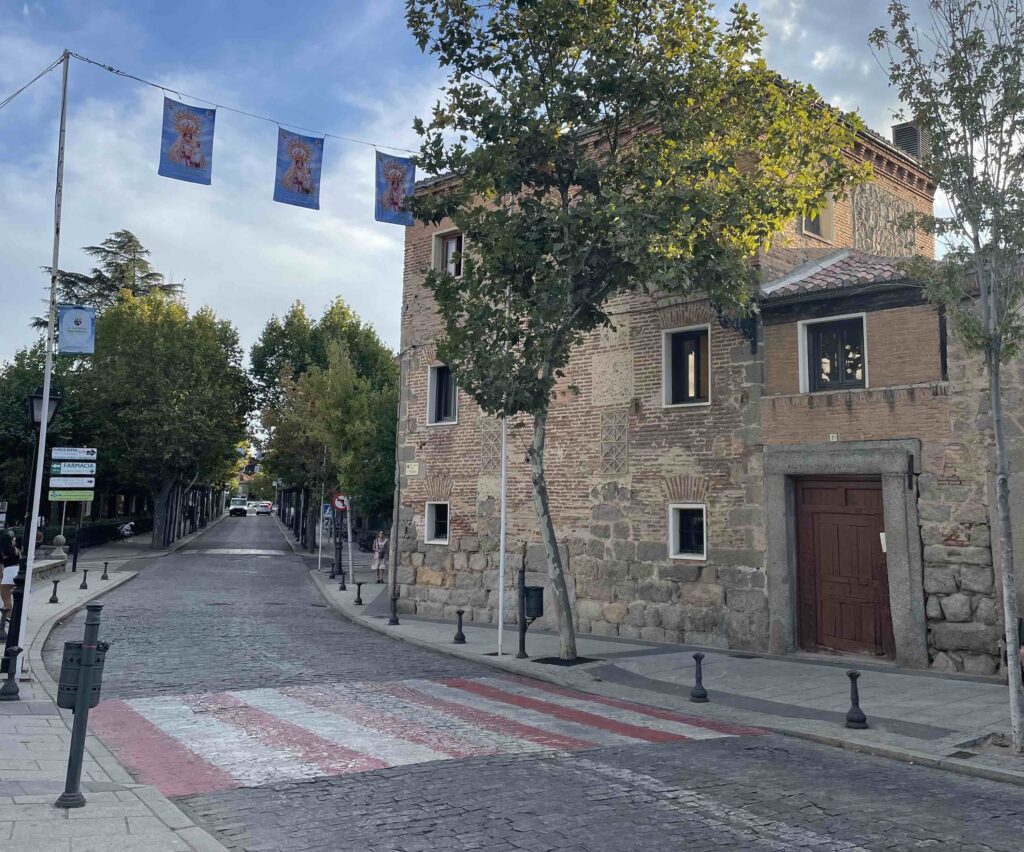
308 567 1024 788
1 530 227 850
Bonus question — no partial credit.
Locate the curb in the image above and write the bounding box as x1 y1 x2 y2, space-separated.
306 568 1024 790
27 547 229 850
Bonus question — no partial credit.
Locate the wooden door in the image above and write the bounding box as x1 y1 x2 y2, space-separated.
796 478 894 657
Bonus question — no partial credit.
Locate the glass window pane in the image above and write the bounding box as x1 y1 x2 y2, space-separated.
810 319 864 391
676 508 704 556
432 504 448 541
668 329 708 404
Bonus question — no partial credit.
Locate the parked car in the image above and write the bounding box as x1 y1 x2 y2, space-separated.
255 501 272 515
229 498 248 517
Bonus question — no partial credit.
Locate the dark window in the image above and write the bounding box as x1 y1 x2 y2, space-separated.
807 318 865 391
430 365 457 424
666 328 709 405
428 503 449 542
442 234 463 277
802 214 822 238
672 506 705 558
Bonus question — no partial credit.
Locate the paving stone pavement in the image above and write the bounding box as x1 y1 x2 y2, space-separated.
42 516 1024 851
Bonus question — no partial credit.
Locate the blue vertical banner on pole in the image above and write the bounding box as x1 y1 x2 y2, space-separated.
375 151 415 226
57 305 96 355
158 97 215 185
274 129 323 209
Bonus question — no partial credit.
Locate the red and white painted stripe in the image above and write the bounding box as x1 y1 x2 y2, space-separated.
90 675 761 797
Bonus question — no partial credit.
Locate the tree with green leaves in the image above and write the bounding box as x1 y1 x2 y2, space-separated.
84 292 250 546
407 0 869 659
871 0 1024 751
36 230 182 327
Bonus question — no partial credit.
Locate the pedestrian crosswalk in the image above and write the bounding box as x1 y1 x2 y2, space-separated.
90 676 763 797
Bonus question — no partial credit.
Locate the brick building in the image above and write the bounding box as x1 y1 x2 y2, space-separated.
393 124 1024 675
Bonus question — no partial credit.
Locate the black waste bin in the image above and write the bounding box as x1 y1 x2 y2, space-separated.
56 640 109 710
524 585 544 620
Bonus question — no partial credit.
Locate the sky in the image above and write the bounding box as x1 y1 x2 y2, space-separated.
0 0 932 366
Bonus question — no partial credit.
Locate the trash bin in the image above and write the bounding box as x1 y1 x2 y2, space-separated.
524 585 544 620
56 640 109 710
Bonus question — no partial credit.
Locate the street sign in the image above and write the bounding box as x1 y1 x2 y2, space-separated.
322 504 333 518
50 461 96 475
49 477 96 489
331 493 348 511
52 447 97 460
48 490 94 502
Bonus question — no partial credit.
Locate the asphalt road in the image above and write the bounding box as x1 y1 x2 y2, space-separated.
44 516 1024 852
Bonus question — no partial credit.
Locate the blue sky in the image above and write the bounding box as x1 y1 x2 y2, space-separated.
0 0 928 364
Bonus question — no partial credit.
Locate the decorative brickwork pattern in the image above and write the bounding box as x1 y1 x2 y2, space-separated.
480 420 501 474
599 412 629 474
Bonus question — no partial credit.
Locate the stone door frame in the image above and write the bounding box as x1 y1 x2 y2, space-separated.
764 440 929 668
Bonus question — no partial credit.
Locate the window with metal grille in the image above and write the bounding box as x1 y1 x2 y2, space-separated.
807 317 865 391
663 326 710 406
669 504 706 560
425 502 449 544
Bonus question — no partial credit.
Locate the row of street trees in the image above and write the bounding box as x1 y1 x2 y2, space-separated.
0 231 249 545
252 300 397 546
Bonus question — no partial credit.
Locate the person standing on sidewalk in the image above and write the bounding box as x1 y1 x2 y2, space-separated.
372 530 388 583
0 530 20 617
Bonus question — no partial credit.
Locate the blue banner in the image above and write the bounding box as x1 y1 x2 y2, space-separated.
57 305 96 355
158 97 215 185
375 151 415 226
274 129 323 209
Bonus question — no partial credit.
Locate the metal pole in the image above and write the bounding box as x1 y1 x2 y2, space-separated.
387 350 406 621
497 416 508 655
346 498 354 586
60 500 66 538
517 561 527 659
19 50 70 680
55 603 102 808
2 439 39 678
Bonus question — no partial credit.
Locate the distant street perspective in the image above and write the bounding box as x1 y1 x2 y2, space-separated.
3 0 1024 850
41 516 1024 851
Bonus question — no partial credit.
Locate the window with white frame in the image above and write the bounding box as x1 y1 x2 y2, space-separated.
434 232 463 278
663 325 710 407
800 314 866 393
669 503 706 560
425 501 450 544
427 364 458 425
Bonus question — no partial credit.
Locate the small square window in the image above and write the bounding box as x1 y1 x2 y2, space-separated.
425 502 449 544
669 504 706 560
806 317 865 392
427 364 457 425
440 233 463 278
663 326 710 406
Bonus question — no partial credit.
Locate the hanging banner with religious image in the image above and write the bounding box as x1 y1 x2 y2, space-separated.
57 305 96 354
158 97 216 185
374 151 415 226
273 129 323 209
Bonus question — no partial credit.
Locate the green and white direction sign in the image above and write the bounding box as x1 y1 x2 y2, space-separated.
52 447 97 460
50 461 96 475
48 490 94 502
49 476 95 489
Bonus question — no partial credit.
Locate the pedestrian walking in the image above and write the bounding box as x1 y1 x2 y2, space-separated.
372 530 388 583
0 530 21 617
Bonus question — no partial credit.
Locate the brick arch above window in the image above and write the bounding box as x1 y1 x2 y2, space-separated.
657 299 712 330
663 474 709 504
423 473 455 502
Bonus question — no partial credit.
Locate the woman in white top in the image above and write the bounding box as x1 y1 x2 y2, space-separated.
372 530 389 584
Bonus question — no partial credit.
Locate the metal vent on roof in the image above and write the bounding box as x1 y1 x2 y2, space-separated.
891 121 930 160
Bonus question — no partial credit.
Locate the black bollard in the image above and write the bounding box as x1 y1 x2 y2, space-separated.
844 670 868 729
0 646 22 701
101 562 109 581
388 594 400 626
690 653 709 703
453 609 466 644
329 559 338 580
79 570 88 591
71 538 79 573
354 582 363 606
338 566 347 592
0 609 7 641
49 579 60 604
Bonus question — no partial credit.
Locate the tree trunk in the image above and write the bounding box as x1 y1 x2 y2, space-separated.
989 350 1024 752
151 480 174 549
529 408 577 660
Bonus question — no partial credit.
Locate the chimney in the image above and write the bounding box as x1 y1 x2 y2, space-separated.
891 121 930 160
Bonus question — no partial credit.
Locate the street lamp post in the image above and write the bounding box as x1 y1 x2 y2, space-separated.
1 387 61 689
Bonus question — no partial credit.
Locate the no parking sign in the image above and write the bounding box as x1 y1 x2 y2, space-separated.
331 493 348 512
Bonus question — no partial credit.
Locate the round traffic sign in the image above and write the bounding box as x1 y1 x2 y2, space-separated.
331 493 348 511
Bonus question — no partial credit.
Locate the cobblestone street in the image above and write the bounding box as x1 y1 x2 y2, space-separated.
44 517 1024 851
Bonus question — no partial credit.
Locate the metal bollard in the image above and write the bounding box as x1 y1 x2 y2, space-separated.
55 604 104 808
101 562 109 581
71 538 79 573
690 653 709 703
453 609 466 644
329 559 338 580
49 579 60 604
354 582 363 606
844 670 868 729
338 566 347 592
388 594 400 625
79 570 88 591
0 646 22 701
